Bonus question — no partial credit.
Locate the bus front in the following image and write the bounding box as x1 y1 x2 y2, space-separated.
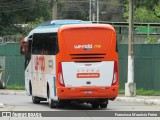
56 24 118 108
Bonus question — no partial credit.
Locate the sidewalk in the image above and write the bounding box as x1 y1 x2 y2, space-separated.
116 94 160 105
0 89 25 95
0 90 160 108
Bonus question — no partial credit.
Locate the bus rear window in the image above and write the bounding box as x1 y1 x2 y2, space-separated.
32 33 59 55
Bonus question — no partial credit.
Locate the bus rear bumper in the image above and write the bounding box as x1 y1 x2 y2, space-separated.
57 86 118 100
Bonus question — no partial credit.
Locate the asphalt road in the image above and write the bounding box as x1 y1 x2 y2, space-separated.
0 94 160 120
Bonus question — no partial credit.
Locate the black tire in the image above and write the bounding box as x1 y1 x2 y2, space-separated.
100 103 107 108
92 103 99 109
100 99 108 108
32 96 40 104
48 90 57 108
57 100 67 108
29 81 32 95
49 99 57 108
0 80 5 89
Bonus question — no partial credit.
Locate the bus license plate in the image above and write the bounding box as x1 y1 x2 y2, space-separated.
84 91 92 94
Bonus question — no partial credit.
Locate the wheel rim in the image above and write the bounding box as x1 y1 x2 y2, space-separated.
48 97 51 106
48 91 51 106
32 96 36 102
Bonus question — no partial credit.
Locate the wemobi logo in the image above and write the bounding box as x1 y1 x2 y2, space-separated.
74 44 92 50
74 44 101 50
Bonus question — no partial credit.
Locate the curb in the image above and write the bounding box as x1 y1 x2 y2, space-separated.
0 91 25 95
116 97 160 106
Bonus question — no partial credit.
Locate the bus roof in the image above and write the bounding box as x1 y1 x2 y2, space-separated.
24 20 92 42
59 24 115 31
39 20 82 26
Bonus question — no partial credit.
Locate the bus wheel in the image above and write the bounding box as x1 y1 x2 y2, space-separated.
100 103 107 108
32 96 40 104
49 99 57 108
92 103 99 109
48 90 57 108
100 100 108 108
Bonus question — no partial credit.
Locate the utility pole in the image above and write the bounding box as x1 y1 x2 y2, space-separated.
125 0 136 97
92 0 96 21
51 0 57 20
89 0 92 21
96 0 99 23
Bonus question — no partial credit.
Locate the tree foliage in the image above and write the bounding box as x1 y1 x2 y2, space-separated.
124 0 160 22
99 0 126 22
1 0 160 36
134 7 159 23
58 0 126 22
0 0 52 36
145 36 160 44
58 0 89 20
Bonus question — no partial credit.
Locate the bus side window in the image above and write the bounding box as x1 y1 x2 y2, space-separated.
47 33 58 55
32 34 42 54
25 40 32 68
32 33 59 55
55 36 59 54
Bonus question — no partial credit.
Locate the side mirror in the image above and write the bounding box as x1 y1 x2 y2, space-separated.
20 44 25 54
20 38 28 55
20 42 28 55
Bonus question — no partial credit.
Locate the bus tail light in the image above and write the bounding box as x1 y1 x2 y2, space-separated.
58 62 65 87
112 61 118 86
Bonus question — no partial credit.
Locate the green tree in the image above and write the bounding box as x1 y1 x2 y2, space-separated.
154 2 160 18
99 0 126 22
58 0 126 22
58 0 89 20
134 7 159 22
145 36 159 44
0 0 51 36
124 0 160 22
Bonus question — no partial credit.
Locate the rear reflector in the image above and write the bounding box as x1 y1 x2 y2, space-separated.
112 61 118 86
58 62 65 87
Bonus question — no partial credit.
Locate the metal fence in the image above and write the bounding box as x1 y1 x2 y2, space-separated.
0 35 23 44
0 43 24 86
0 43 160 90
119 44 160 90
